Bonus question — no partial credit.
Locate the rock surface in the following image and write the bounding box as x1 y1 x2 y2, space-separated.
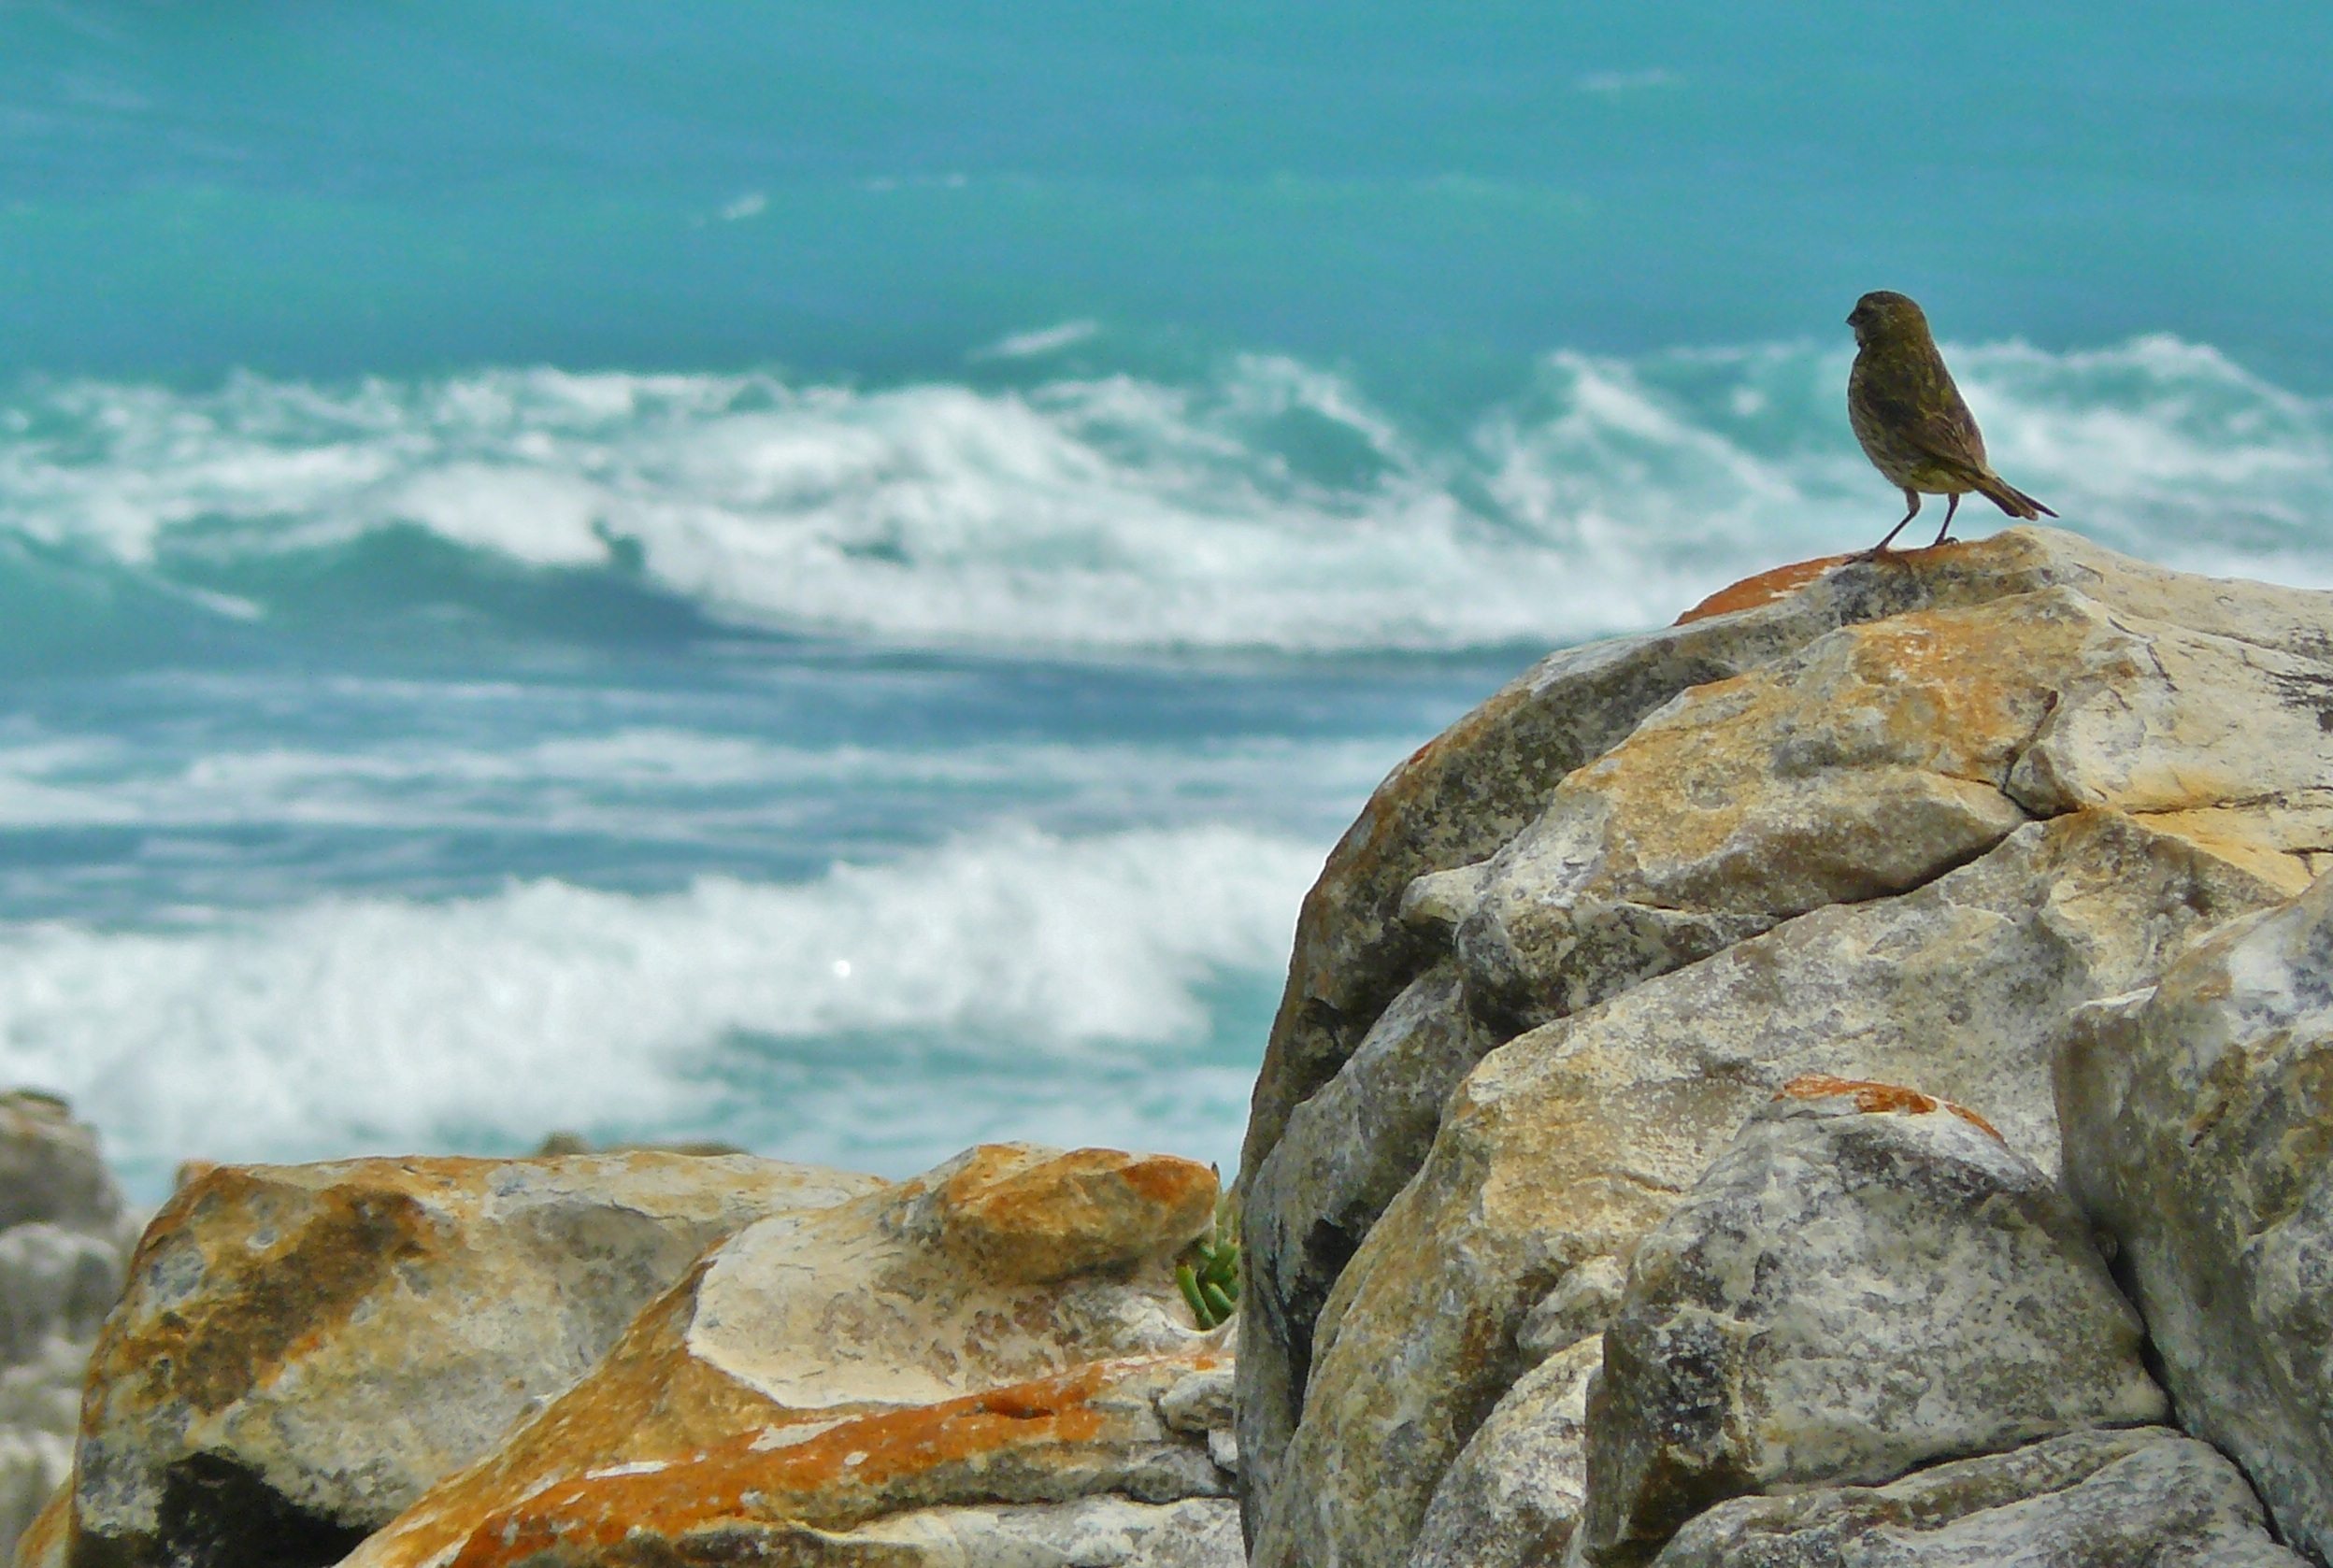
1232 531 2151 1199
1238 526 2333 1205
341 1143 1235 1568
0 1093 136 1565
2058 869 2333 1564
64 1149 883 1564
1648 1426 2305 1567
1239 960 1486 1517
1407 1335 1601 1568
1248 809 2284 1568
1462 576 2333 1032
1572 1078 2162 1567
788 1494 1243 1568
1241 529 2333 1568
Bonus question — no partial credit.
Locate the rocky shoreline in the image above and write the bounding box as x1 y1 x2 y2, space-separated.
14 525 2333 1565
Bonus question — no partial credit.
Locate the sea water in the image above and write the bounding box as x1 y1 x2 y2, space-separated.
3 3 2331 1198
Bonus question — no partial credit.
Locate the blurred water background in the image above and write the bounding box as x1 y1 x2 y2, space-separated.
2 2 2330 1196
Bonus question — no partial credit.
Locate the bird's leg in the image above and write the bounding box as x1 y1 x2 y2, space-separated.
1855 490 1921 561
1929 492 1962 549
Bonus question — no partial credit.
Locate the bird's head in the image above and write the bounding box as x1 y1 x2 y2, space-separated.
1847 291 1929 349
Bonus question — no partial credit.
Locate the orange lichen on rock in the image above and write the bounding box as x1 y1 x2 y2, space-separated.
935 1146 1219 1283
14 1483 69 1568
436 1356 1218 1568
355 1352 1225 1568
1778 1074 2005 1142
70 1150 885 1559
1675 554 1854 624
339 1144 1231 1568
98 1165 435 1418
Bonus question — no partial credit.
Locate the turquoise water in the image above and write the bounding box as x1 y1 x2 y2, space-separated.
3 3 2331 1195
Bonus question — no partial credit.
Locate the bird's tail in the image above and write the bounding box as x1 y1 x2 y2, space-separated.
1975 473 2058 521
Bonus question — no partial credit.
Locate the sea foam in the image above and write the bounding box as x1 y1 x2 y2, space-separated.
3 335 2327 654
0 823 1316 1187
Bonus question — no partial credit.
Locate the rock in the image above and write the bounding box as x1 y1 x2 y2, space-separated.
1237 538 2046 1204
1238 525 2333 1203
931 1144 1219 1285
65 1149 883 1565
2056 868 2333 1563
11 1482 68 1568
0 1094 134 1567
1648 1426 2306 1567
1517 1255 1626 1364
1407 1335 1601 1568
1239 961 1488 1520
1159 1365 1237 1437
0 1225 127 1368
1246 808 2287 1568
792 1494 1244 1568
353 1354 1231 1568
343 1143 1231 1568
1238 531 2333 1566
1462 582 2333 1032
1571 1078 2162 1568
0 1093 120 1236
1457 592 2074 1029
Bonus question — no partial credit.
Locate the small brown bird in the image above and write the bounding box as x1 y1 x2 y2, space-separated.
1846 291 2054 555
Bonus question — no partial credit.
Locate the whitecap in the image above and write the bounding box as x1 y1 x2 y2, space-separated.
0 824 1318 1179
3 336 2328 653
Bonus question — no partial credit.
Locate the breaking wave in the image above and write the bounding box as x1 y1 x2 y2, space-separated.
0 823 1317 1184
2 334 2326 656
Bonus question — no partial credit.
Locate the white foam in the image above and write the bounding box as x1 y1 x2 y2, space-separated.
975 321 1100 359
0 824 1318 1175
4 337 2329 651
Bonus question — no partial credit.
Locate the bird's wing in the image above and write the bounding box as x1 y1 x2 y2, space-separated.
1862 355 1994 478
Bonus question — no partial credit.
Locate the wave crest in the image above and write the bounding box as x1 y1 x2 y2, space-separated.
3 336 2328 652
0 824 1316 1176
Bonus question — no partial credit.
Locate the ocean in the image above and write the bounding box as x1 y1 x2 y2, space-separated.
2 2 2331 1198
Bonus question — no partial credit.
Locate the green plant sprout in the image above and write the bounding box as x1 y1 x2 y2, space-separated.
1179 1181 1240 1329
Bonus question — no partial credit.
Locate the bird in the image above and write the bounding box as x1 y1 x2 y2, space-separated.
1845 291 2054 556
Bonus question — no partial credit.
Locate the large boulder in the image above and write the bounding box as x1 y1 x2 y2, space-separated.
1246 810 2285 1568
2058 869 2333 1562
342 1143 1237 1568
1571 1078 2161 1567
1235 533 2150 1202
1240 529 2333 1568
63 1150 883 1566
1238 527 2333 1204
1649 1426 2305 1567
